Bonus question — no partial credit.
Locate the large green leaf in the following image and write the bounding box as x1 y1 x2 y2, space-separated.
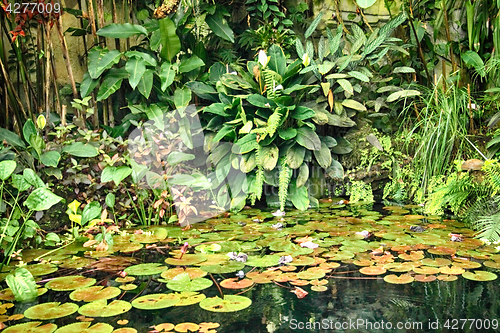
296 127 321 150
137 69 154 98
81 201 102 226
185 81 217 101
166 273 213 292
287 144 305 169
289 181 309 210
206 12 234 43
0 160 16 181
199 295 251 312
326 160 344 180
0 128 25 148
313 142 332 168
40 151 61 168
101 166 132 185
342 99 367 111
267 44 286 76
78 299 132 317
125 58 146 89
23 119 37 144
233 133 258 154
356 0 377 8
337 79 353 95
96 68 128 101
62 142 98 157
87 48 121 79
97 23 147 38
292 106 316 120
80 73 99 98
461 50 486 77
178 55 205 73
261 144 279 170
25 188 63 211
167 152 195 166
5 268 38 302
125 50 157 66
159 18 181 61
305 13 323 39
173 87 192 109
331 137 353 154
296 163 309 188
23 168 45 188
158 62 175 91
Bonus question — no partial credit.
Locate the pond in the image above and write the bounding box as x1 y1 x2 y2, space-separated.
1 202 499 333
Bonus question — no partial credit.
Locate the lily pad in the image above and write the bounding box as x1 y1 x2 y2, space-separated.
383 274 414 284
25 263 58 277
53 322 114 333
160 267 207 280
123 263 168 276
359 266 386 275
413 266 440 275
200 261 245 274
245 255 281 267
437 274 458 282
131 293 180 310
296 269 325 280
3 322 57 333
0 287 47 301
78 300 131 317
174 323 199 332
462 271 497 281
112 329 137 333
174 292 206 306
166 273 213 292
69 286 121 302
439 266 465 275
45 275 96 291
220 278 254 289
421 258 451 267
24 302 79 320
199 295 252 312
132 227 168 243
165 254 207 266
414 274 437 282
483 261 500 269
452 260 482 269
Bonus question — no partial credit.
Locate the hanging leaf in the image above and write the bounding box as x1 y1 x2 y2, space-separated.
137 69 154 98
125 58 146 89
296 127 321 150
5 268 38 302
313 142 332 168
97 23 147 38
289 181 309 210
96 69 128 101
173 87 192 109
206 12 235 43
305 13 323 39
286 144 306 169
461 50 486 77
178 55 205 73
0 160 16 181
158 62 175 91
87 49 121 79
159 18 181 61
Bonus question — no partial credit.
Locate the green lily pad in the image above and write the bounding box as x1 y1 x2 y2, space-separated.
174 292 206 306
132 227 168 243
166 273 213 292
359 266 386 275
245 255 280 267
165 254 208 266
131 293 180 310
462 271 497 281
3 322 57 333
45 275 96 291
123 263 168 276
24 302 79 320
0 287 47 301
199 295 252 312
383 274 414 284
287 256 316 266
296 269 325 280
69 286 121 302
200 261 245 274
78 299 132 317
59 257 96 269
25 263 58 276
53 322 114 333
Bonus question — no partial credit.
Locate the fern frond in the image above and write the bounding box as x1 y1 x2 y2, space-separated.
267 108 282 137
279 158 291 211
474 209 500 242
483 160 500 194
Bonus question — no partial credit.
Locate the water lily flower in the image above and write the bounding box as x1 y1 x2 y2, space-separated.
227 252 238 260
272 222 284 230
272 209 286 217
302 53 310 67
355 230 370 239
258 50 269 67
300 241 319 249
449 233 463 242
291 286 308 299
236 253 248 263
279 255 293 265
179 242 189 259
236 270 245 279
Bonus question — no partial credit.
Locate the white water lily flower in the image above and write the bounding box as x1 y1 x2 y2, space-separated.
300 241 319 249
272 209 286 217
302 53 310 67
258 50 269 67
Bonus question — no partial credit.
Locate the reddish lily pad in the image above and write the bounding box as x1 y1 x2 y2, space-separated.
220 278 254 289
45 275 96 291
154 323 175 331
166 273 213 292
452 260 482 269
174 323 199 332
383 274 414 284
3 322 57 333
199 295 251 312
437 274 458 282
439 266 465 275
160 267 207 280
70 286 121 302
165 254 207 266
53 322 114 333
131 293 180 310
123 263 168 276
462 271 497 281
24 302 79 320
78 300 131 317
413 266 440 275
112 329 137 333
414 274 437 282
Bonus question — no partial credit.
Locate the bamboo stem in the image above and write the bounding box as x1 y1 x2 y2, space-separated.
56 15 79 100
408 0 432 84
442 0 457 74
44 23 52 119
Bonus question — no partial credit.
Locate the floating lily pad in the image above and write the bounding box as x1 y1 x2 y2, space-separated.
119 284 137 291
123 263 168 276
154 323 174 331
45 275 96 291
78 300 131 317
174 292 206 306
427 246 456 255
413 266 440 275
245 255 281 267
247 270 281 283
483 261 500 269
200 261 245 274
359 266 386 276
25 263 58 277
24 302 79 320
165 254 207 266
398 251 424 261
115 276 135 283
462 271 497 281
383 274 414 284
199 295 251 312
70 286 121 302
296 269 325 280
421 258 451 267
439 266 465 275
174 323 200 332
53 322 114 333
3 322 57 333
323 251 355 261
452 260 482 269
131 293 180 310
112 328 137 333
311 285 328 292
166 273 213 292
414 274 437 282
220 278 254 289
132 227 168 243
437 274 458 282
160 267 207 280
288 256 316 266
59 257 96 269
0 287 47 301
